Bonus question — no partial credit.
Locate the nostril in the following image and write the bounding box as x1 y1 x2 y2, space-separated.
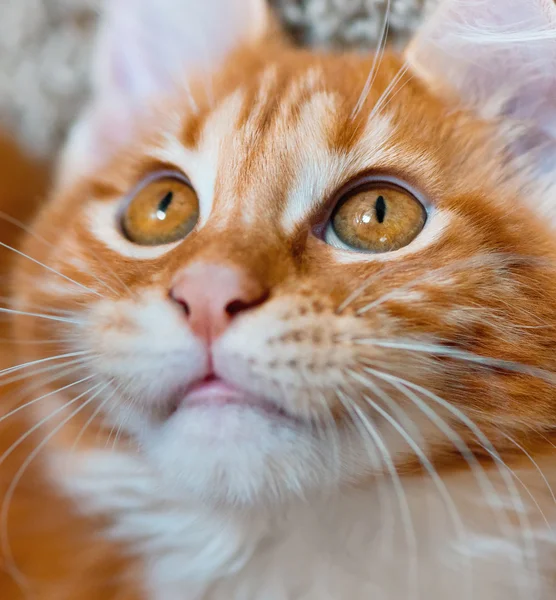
170 264 270 339
226 299 250 317
170 291 191 317
226 291 269 317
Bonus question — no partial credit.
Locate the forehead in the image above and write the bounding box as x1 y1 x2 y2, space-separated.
81 46 513 271
147 50 451 235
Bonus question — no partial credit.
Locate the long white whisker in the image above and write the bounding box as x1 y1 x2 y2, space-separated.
0 356 94 389
362 367 512 516
0 306 85 325
351 0 391 120
364 368 538 597
499 431 556 509
334 386 396 558
353 253 546 316
0 297 79 316
336 265 388 315
351 372 473 600
0 210 128 298
336 389 420 600
0 380 109 587
372 373 539 591
7 337 78 346
0 380 104 466
0 374 97 426
0 241 103 298
356 339 555 383
315 390 343 483
368 61 410 121
71 381 117 452
0 351 91 380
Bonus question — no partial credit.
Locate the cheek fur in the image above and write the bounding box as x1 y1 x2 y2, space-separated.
81 292 208 406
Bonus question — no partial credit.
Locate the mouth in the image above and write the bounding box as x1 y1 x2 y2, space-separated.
171 374 295 422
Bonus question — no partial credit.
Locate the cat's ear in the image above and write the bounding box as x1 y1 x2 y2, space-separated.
58 0 270 185
406 0 556 176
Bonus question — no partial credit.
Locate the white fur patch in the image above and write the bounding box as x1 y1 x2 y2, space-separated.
53 449 556 600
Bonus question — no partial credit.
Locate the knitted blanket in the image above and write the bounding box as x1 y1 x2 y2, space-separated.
0 0 432 158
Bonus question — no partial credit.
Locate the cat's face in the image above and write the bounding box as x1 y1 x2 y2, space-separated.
10 0 556 505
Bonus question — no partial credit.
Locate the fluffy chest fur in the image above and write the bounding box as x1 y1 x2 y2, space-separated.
56 450 556 600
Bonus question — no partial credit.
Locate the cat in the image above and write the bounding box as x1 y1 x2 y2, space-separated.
1 0 556 598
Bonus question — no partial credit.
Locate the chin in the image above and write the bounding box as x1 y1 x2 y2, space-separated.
139 404 341 506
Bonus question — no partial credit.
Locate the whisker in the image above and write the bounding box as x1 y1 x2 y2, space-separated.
335 265 388 315
0 380 109 587
6 337 77 346
350 371 474 599
71 380 117 452
494 433 555 530
356 338 556 383
369 372 539 590
499 432 556 506
334 386 396 558
0 351 91 380
315 390 343 484
0 210 130 299
0 297 80 316
0 374 98 427
0 356 95 389
357 366 535 598
352 252 552 316
104 385 142 451
350 0 392 120
336 389 420 600
368 61 411 121
0 306 85 325
0 240 103 298
373 74 414 118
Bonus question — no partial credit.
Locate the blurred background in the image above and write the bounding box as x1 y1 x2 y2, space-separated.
0 0 433 161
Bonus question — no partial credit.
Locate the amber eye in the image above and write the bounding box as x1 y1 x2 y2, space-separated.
122 176 200 246
328 184 426 253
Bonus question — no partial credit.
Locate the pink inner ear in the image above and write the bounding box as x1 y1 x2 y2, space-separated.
93 0 269 109
406 0 556 166
58 0 269 184
406 0 556 110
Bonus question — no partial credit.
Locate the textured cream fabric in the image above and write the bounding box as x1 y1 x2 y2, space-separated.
0 0 433 158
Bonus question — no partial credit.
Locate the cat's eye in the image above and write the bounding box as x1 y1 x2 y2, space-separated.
122 175 200 246
326 183 426 253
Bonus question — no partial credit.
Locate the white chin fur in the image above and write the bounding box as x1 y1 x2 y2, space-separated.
140 405 342 506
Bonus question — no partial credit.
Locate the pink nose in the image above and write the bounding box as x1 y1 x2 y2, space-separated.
170 263 268 343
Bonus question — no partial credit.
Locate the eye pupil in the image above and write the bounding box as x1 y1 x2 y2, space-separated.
156 191 174 221
329 184 426 253
375 195 386 224
122 176 200 246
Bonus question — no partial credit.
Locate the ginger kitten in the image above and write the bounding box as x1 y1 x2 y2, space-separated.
2 0 556 598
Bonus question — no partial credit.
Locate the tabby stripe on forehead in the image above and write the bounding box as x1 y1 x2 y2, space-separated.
281 111 394 235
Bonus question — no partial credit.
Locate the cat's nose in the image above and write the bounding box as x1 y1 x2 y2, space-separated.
170 263 268 343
